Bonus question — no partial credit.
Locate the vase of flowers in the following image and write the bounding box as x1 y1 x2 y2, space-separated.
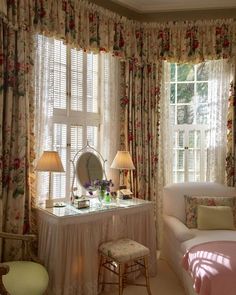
85 179 113 206
98 189 106 204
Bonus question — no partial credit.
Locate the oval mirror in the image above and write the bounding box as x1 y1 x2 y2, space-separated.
76 152 103 190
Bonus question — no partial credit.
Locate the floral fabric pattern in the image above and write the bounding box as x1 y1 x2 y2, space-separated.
0 19 35 261
226 80 236 186
3 0 233 63
1 0 236 257
120 60 161 202
99 238 149 263
185 195 236 228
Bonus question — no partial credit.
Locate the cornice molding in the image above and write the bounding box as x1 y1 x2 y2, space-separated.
111 0 236 13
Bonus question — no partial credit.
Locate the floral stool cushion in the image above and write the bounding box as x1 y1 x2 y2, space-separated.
99 238 150 263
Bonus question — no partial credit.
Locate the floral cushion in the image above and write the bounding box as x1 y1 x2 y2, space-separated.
99 238 150 262
185 195 236 228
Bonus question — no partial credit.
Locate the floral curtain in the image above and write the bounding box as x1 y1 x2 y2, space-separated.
226 78 236 186
120 61 161 199
31 1 236 63
0 18 35 260
119 60 161 241
1 0 236 255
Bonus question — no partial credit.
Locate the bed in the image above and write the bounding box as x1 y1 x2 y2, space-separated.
162 182 236 295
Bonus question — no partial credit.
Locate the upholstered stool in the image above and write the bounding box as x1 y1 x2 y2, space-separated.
98 238 152 295
2 261 49 295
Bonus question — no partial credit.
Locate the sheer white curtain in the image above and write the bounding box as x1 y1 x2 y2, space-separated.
160 59 233 186
100 53 120 190
34 35 54 202
158 62 173 188
34 35 120 201
206 59 233 183
157 62 173 247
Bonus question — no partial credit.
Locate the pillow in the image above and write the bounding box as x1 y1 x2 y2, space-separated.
197 205 235 230
185 195 236 228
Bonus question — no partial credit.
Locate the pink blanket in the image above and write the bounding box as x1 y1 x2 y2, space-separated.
182 241 236 295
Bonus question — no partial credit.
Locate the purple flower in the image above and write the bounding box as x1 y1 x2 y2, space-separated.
84 179 114 193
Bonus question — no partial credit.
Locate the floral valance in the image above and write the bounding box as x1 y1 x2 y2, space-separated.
1 0 236 63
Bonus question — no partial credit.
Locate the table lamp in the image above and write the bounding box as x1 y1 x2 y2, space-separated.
36 151 65 208
111 151 135 189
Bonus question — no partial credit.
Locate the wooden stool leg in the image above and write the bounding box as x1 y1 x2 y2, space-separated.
98 254 105 293
119 263 124 295
144 257 152 295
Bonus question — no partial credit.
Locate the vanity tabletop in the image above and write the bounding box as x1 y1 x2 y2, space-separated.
37 197 153 218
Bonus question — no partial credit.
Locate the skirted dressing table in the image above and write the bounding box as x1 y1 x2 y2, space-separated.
37 143 157 294
37 198 157 295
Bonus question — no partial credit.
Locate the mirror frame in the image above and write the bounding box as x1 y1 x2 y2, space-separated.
71 142 107 198
75 151 103 189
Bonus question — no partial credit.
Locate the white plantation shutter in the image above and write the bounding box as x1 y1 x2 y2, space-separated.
70 125 83 196
35 34 105 201
53 40 67 110
71 49 83 111
53 123 67 198
87 53 98 113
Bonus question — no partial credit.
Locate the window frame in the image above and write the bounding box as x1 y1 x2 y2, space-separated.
43 40 104 202
169 62 209 183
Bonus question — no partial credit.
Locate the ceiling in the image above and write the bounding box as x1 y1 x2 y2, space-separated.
111 0 236 12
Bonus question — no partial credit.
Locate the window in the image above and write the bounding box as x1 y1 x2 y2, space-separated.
167 60 231 183
170 63 209 182
35 35 109 201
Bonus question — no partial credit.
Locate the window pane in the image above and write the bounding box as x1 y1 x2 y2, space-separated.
189 172 200 182
189 130 201 148
197 82 208 103
188 150 194 170
87 53 98 113
197 62 209 81
53 40 67 110
177 105 194 124
188 150 201 182
177 131 184 148
196 104 208 124
53 123 67 198
170 84 175 103
168 61 210 184
189 131 194 148
177 64 194 81
170 64 176 81
177 150 184 169
177 172 184 182
170 105 175 125
177 83 194 103
71 49 83 111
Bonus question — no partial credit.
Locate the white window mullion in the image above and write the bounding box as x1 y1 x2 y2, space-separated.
200 127 206 181
83 51 87 145
184 127 189 182
66 45 72 199
97 54 102 152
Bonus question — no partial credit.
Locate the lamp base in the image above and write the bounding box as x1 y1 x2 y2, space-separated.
45 199 54 208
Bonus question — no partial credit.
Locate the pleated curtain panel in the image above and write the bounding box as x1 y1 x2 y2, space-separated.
0 0 236 257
